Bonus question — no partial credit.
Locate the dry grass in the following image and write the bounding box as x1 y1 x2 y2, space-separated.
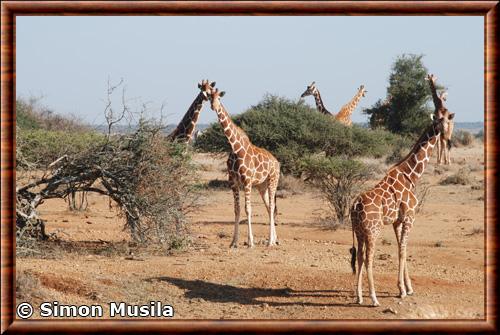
440 168 472 185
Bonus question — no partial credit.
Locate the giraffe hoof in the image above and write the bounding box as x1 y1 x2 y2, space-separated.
355 298 363 305
407 290 414 296
399 292 407 299
230 242 238 248
372 301 380 307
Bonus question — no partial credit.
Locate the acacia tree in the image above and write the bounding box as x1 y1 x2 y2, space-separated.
364 54 443 136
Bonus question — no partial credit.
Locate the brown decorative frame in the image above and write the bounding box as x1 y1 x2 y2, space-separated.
1 1 498 333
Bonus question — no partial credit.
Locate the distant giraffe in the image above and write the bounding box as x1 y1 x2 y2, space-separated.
426 74 455 165
349 112 454 307
168 80 215 143
300 81 333 116
301 82 367 126
335 85 367 126
203 86 280 248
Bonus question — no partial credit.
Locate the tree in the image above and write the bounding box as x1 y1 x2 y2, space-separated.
301 157 373 226
363 54 443 136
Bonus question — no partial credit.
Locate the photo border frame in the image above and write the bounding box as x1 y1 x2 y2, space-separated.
1 1 498 333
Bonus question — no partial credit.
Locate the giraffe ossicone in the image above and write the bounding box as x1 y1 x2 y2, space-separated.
203 85 281 248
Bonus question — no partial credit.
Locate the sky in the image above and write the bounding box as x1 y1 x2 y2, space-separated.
16 16 484 126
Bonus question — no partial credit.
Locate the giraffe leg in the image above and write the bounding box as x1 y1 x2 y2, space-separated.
267 182 278 246
365 236 380 307
401 219 414 295
355 236 365 304
393 221 406 298
436 138 442 165
244 183 254 248
229 179 240 248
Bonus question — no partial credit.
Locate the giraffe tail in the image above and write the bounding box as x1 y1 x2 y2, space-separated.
349 207 357 274
447 139 452 150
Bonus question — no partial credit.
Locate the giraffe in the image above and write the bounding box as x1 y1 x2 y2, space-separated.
300 82 367 126
426 74 455 165
335 85 367 126
203 86 281 248
300 82 333 116
349 112 454 307
167 80 216 143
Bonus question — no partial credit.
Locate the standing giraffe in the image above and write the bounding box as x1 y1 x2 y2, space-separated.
168 80 216 143
300 82 367 126
335 85 367 126
426 74 455 165
203 87 280 248
349 112 454 307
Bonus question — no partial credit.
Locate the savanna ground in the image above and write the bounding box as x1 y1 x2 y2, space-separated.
17 141 484 320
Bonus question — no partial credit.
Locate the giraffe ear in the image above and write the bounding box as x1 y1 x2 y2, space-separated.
210 81 216 87
430 113 435 120
198 83 202 89
448 113 455 120
219 91 226 97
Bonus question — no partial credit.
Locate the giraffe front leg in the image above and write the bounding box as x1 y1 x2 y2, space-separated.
244 184 254 248
398 218 414 298
436 139 442 165
393 221 406 298
230 182 240 248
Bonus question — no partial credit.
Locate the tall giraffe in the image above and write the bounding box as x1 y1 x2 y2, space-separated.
335 85 367 126
349 112 454 307
300 82 367 126
203 86 281 248
168 80 215 143
426 74 455 165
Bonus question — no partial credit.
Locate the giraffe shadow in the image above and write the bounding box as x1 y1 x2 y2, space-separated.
145 276 369 308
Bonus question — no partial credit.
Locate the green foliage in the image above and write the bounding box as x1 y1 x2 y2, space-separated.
195 95 398 174
363 54 438 136
475 129 484 142
385 136 414 165
301 156 373 225
17 129 105 167
16 99 43 130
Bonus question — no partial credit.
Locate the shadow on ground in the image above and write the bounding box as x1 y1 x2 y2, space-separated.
146 276 384 308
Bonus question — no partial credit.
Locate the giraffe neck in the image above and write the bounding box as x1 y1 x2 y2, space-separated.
337 89 364 119
396 126 440 186
428 79 444 114
312 90 332 115
213 103 250 157
169 93 204 142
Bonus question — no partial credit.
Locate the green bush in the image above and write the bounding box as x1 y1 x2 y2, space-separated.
18 129 105 167
385 136 414 165
195 95 399 174
475 129 484 142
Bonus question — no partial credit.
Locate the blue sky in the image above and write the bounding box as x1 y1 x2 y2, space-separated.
16 16 483 125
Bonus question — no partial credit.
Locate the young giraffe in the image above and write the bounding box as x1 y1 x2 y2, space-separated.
335 85 367 126
426 74 455 165
300 82 367 126
168 80 216 143
349 112 454 307
203 87 280 248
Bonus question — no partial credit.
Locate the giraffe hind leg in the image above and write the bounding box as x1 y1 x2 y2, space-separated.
229 175 240 248
355 235 365 304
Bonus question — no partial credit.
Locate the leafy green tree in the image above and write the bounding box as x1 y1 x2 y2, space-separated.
195 94 399 174
364 54 443 136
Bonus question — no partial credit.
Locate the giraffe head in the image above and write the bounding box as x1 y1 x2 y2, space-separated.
431 110 455 139
358 85 367 97
208 88 226 111
300 81 318 98
426 73 438 84
198 79 216 101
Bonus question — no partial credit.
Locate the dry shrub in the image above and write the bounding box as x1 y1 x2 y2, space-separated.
451 130 474 147
278 175 305 195
415 182 433 215
16 270 43 302
440 167 472 185
206 179 231 189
